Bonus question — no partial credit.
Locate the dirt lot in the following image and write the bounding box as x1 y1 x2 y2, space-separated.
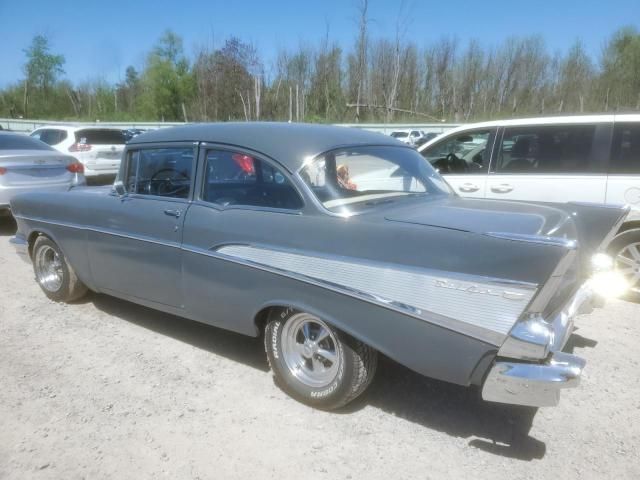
1 217 639 480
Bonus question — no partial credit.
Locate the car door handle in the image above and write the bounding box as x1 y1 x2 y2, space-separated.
490 184 514 193
458 183 480 193
163 209 181 218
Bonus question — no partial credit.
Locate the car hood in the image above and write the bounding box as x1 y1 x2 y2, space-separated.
384 196 575 238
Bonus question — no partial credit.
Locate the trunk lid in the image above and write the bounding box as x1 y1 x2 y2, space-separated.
0 150 76 186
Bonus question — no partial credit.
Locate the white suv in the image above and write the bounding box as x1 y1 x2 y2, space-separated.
30 126 126 178
418 114 640 299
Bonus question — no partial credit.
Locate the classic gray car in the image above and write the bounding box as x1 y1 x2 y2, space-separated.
9 123 630 410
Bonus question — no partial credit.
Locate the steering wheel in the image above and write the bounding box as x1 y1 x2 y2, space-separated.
445 153 468 173
148 168 190 196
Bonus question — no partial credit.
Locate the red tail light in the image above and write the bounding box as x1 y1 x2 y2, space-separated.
69 142 92 152
0 167 6 175
66 163 85 174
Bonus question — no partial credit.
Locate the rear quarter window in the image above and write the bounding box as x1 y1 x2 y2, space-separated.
75 129 126 145
609 123 640 174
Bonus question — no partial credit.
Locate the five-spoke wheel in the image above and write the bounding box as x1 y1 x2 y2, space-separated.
265 308 377 410
32 236 88 302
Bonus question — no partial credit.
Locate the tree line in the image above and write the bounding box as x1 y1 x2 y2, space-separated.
1 5 639 124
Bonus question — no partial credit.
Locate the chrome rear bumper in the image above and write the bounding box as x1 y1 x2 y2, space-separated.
482 283 596 407
482 352 585 407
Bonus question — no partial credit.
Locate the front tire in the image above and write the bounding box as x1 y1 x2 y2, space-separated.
264 308 377 410
32 236 88 302
608 229 640 302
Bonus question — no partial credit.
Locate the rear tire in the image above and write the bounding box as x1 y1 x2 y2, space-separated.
264 308 377 410
608 229 640 302
32 236 88 303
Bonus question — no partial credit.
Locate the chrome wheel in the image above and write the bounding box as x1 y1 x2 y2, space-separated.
615 242 640 294
280 313 340 388
34 245 64 292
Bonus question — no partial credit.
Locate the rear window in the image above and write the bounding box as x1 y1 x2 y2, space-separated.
495 124 601 174
0 133 53 151
75 129 126 145
391 132 408 138
609 123 640 174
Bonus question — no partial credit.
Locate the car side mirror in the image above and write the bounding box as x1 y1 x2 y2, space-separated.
113 180 126 197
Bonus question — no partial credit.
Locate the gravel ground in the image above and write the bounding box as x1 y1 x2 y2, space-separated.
1 217 639 480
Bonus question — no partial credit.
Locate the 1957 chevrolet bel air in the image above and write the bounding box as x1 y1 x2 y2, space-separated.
9 123 630 410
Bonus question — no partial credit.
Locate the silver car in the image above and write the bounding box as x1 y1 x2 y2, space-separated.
0 132 85 216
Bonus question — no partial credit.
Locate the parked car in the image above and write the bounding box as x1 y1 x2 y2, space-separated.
418 114 640 300
30 126 126 178
9 123 629 410
390 129 424 146
413 131 439 148
0 132 85 216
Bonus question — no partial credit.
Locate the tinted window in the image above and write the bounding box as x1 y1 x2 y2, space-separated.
125 148 193 199
421 129 493 174
0 133 53 151
496 125 600 173
31 129 67 145
301 145 451 214
610 123 640 174
203 150 303 210
75 129 126 145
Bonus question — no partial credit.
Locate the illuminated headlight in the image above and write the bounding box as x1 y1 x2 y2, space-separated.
591 253 614 271
588 270 629 298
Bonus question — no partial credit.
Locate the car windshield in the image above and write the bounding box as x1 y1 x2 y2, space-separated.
0 133 53 151
300 145 452 214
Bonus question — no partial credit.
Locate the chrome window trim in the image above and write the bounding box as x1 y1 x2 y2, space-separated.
483 232 578 249
295 143 450 218
198 142 307 211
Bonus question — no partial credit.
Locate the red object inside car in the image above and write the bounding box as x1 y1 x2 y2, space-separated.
232 153 255 174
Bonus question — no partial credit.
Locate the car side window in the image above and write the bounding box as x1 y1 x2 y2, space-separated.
420 129 493 175
125 148 193 199
496 125 601 174
610 123 640 174
31 129 67 146
202 149 303 210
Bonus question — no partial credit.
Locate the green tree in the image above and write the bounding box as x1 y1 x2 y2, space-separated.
599 26 640 110
139 30 194 121
22 34 65 117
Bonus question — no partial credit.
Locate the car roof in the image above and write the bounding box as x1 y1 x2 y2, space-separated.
128 122 404 172
416 113 640 152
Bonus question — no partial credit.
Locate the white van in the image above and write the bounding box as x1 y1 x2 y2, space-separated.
418 114 640 298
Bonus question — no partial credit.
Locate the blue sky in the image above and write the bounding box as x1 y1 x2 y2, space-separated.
1 0 638 87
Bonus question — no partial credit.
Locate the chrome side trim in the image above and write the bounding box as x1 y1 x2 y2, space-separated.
482 351 585 407
13 215 181 250
484 231 578 249
15 214 537 346
214 244 538 344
